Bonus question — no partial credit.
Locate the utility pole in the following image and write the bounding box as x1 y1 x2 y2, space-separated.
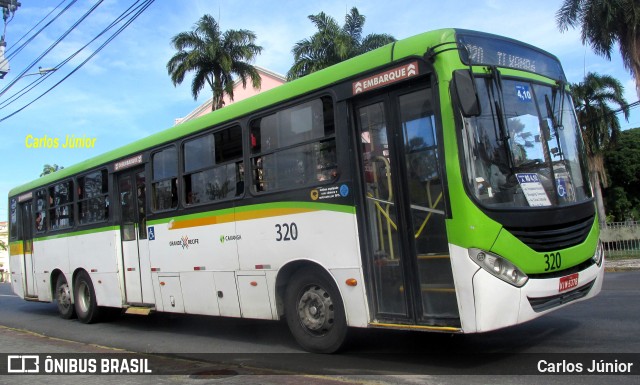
0 0 21 79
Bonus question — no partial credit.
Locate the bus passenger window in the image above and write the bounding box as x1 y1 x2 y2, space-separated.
48 181 74 230
250 96 336 192
34 189 47 232
183 126 243 205
152 147 178 211
77 169 109 225
9 198 17 239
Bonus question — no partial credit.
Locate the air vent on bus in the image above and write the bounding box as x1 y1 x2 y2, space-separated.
527 279 595 313
504 214 594 252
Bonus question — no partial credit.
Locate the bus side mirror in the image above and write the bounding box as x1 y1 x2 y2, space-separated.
452 70 480 117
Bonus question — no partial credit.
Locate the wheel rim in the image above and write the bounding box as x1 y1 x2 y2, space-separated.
57 281 72 311
77 281 91 314
296 284 335 335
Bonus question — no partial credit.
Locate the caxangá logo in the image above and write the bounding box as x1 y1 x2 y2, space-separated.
220 234 242 243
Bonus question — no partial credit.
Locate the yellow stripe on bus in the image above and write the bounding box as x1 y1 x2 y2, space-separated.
168 212 235 230
9 242 22 255
369 322 461 332
168 207 316 230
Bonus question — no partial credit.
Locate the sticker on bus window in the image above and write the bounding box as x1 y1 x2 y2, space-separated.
515 85 532 102
516 173 551 207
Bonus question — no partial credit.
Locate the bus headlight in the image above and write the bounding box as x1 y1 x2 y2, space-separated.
469 248 529 287
592 240 604 267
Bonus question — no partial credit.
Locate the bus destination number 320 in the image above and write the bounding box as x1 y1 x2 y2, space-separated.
275 222 298 241
544 252 562 271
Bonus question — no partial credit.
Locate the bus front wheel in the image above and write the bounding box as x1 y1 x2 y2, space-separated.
285 267 348 353
74 271 101 324
55 274 76 319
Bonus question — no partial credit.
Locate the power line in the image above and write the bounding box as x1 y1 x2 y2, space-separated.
0 0 103 99
0 0 148 111
5 0 74 62
0 0 155 123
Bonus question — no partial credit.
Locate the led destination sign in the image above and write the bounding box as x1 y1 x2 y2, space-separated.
456 30 566 81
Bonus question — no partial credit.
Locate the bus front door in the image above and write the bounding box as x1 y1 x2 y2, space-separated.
19 200 37 298
117 168 150 305
355 85 460 327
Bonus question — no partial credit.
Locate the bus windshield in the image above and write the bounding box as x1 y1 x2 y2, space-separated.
461 76 591 208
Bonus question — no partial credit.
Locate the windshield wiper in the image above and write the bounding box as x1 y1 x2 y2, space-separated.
489 66 516 170
545 91 564 159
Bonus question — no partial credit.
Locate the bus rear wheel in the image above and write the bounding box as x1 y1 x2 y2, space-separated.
285 267 348 353
74 271 102 324
55 274 76 319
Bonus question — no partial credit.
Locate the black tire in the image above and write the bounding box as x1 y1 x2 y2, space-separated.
74 271 102 324
285 267 348 353
55 274 76 319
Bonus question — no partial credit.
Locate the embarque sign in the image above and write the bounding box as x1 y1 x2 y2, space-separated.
352 61 419 95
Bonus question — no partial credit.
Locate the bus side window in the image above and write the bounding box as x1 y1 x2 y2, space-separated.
48 181 74 230
77 169 109 225
9 198 17 239
183 125 243 205
152 147 178 211
34 189 47 232
250 96 336 193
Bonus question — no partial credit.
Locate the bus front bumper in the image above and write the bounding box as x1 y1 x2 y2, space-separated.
450 244 605 333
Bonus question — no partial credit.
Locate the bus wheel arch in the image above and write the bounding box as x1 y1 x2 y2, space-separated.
280 263 348 353
52 270 76 319
73 269 102 324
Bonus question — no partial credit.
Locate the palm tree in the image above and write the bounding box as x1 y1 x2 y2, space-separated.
557 0 640 95
287 7 395 80
571 72 630 222
167 14 263 111
41 163 63 177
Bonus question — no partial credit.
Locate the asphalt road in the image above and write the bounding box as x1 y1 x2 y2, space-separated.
0 271 638 384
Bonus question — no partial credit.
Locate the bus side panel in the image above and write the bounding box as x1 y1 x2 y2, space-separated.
91 272 124 308
35 237 70 301
9 251 24 298
236 209 361 271
213 271 241 317
68 229 119 274
68 229 123 308
148 218 239 314
147 220 239 273
33 240 52 302
236 208 367 326
329 267 369 327
237 273 273 319
180 271 220 316
449 244 481 333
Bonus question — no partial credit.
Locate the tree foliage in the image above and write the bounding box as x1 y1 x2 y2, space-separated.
605 128 640 221
557 0 640 95
287 7 396 80
167 14 263 110
571 72 629 187
41 164 63 177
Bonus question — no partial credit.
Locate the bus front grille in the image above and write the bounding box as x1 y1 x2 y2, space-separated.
504 214 595 252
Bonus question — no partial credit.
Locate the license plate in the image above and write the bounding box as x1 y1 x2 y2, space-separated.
559 273 579 292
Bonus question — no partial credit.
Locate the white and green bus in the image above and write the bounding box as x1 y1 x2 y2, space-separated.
8 29 604 353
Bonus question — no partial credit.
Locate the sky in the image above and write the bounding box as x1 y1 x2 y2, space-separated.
1 0 638 219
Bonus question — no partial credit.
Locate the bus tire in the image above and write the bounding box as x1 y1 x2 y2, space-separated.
74 271 102 324
285 267 348 353
55 274 76 319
